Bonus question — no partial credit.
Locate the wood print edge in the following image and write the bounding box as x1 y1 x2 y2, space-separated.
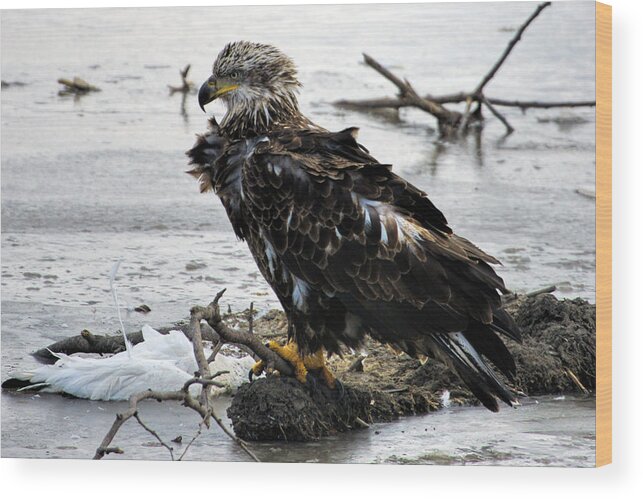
595 0 612 468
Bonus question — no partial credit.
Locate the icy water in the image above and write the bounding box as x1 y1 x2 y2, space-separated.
1 2 595 465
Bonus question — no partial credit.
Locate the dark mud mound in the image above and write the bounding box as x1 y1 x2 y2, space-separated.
227 376 438 441
510 294 596 395
229 293 596 441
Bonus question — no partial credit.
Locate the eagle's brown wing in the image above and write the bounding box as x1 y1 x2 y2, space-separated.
244 127 515 327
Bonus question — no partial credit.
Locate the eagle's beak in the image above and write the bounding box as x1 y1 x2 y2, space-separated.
198 77 239 112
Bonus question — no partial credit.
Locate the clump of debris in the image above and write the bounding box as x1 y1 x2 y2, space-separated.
226 293 595 441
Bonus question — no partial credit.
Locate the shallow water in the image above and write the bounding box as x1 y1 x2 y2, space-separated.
1 2 595 465
1 391 595 466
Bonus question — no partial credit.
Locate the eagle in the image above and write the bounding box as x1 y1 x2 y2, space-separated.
187 41 521 412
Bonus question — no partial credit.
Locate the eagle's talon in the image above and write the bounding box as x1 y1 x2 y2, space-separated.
305 371 319 391
333 378 345 400
249 359 265 382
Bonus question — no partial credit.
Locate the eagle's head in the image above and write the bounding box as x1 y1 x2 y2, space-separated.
198 41 303 136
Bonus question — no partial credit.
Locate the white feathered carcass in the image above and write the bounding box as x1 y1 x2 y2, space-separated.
2 325 256 401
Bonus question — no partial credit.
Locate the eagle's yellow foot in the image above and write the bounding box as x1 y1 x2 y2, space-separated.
302 348 337 389
266 340 309 384
249 340 337 389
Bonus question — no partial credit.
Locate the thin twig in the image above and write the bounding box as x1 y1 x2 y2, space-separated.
178 421 206 461
134 412 175 460
248 302 254 336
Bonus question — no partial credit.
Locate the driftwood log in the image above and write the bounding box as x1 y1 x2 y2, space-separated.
335 2 595 137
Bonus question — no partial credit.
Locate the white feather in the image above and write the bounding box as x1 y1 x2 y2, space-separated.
291 274 310 311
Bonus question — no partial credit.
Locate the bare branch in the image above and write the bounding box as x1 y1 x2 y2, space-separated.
565 368 590 395
187 307 214 380
94 446 123 458
502 284 557 304
361 53 461 130
181 376 226 392
335 94 595 112
200 291 296 377
473 2 552 95
484 98 596 110
458 96 474 134
92 389 208 460
33 322 224 364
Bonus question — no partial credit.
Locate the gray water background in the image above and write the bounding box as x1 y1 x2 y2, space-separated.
1 2 596 464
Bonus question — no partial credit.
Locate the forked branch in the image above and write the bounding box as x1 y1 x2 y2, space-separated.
335 2 594 136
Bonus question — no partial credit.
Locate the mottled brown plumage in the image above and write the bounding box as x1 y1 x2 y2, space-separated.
187 41 520 411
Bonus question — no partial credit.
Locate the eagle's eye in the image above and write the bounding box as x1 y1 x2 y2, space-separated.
229 71 240 80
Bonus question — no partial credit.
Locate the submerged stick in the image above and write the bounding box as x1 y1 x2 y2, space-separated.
481 95 514 134
168 64 194 94
57 77 100 94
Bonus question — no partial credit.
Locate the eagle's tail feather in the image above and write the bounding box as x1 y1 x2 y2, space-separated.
463 327 517 381
432 332 517 412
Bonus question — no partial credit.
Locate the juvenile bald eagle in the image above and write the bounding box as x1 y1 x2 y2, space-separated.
187 41 521 411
